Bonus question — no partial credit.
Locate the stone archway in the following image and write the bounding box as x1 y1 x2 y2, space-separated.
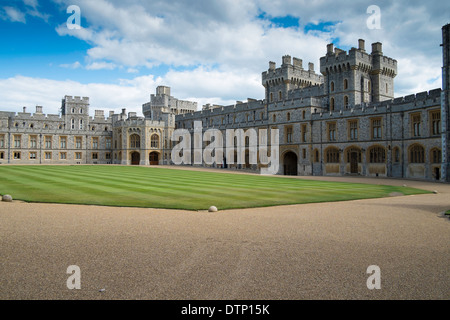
283 151 298 176
131 152 140 165
149 152 159 166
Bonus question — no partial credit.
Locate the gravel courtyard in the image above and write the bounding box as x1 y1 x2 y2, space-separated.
1 172 449 300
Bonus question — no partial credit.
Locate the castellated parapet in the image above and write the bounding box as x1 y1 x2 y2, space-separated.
262 55 324 104
142 86 197 120
320 40 397 108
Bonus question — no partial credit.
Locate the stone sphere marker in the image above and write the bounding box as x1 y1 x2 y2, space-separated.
2 195 13 202
208 206 218 212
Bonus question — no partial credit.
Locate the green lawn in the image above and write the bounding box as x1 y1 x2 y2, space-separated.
0 165 431 210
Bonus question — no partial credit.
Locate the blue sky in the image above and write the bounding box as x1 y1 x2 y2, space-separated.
0 0 448 115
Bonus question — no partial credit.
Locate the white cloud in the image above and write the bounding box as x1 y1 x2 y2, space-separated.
126 68 139 74
85 61 117 70
1 0 449 114
1 1 50 23
1 6 26 23
0 75 156 116
23 0 39 8
59 61 82 69
52 0 448 99
0 65 267 117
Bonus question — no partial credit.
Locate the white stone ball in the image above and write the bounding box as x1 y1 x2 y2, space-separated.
2 195 13 202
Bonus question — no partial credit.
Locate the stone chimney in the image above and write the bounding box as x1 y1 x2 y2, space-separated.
358 39 366 52
327 43 334 54
269 61 276 70
293 57 303 69
372 42 383 55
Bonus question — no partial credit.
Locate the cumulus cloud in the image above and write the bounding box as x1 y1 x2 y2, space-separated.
0 66 265 117
1 6 26 23
53 0 448 96
1 0 449 116
0 75 157 116
85 61 116 71
1 0 51 23
59 61 82 69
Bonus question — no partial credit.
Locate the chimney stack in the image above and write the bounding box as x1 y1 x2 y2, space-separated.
358 39 366 52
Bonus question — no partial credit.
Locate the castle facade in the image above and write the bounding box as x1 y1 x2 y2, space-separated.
1 24 449 182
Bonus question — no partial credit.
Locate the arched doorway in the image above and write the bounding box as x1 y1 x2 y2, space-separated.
283 151 298 176
131 152 140 165
149 152 159 165
346 147 362 174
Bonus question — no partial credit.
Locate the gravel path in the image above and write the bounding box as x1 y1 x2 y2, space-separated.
1 170 449 300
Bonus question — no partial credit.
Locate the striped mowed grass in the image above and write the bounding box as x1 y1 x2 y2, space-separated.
0 165 430 210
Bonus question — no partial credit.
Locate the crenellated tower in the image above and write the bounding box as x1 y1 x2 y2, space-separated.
61 96 90 131
320 40 397 111
262 55 323 104
142 86 197 120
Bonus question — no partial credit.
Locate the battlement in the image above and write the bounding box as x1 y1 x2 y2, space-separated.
311 88 441 121
8 110 61 120
320 40 397 76
64 96 90 104
113 116 166 128
268 96 323 110
144 86 197 119
262 55 324 87
176 99 265 121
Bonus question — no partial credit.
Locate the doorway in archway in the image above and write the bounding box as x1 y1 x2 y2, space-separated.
131 152 140 165
283 152 298 176
150 152 159 165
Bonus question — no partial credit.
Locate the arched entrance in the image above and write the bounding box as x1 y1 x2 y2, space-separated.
283 151 298 176
149 152 159 165
345 147 362 174
131 152 140 165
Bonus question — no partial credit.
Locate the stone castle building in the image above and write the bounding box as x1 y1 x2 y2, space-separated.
1 24 449 182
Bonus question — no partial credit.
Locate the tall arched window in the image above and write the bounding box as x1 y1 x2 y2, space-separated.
287 113 291 121
361 77 365 103
130 134 140 148
344 96 349 108
344 79 348 90
393 147 401 163
325 147 340 163
409 144 425 163
330 98 335 111
368 146 386 163
330 81 335 92
151 134 159 149
430 148 441 164
314 149 320 163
